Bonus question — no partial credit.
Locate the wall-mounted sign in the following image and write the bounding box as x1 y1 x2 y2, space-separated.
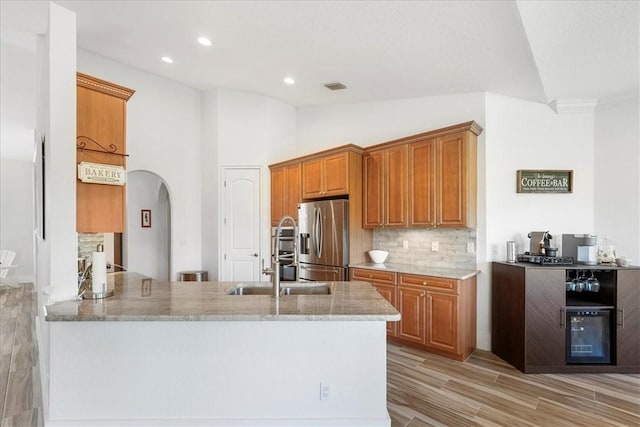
78 162 126 186
517 170 573 193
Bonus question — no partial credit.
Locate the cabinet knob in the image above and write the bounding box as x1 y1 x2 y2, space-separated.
422 281 427 285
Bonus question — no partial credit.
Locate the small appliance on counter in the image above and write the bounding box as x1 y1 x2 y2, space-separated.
562 234 598 265
517 231 574 265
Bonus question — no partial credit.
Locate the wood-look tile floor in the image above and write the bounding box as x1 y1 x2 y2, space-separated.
0 283 42 427
2 283 638 426
387 342 640 426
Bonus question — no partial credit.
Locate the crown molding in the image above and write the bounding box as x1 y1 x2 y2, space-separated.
548 98 599 114
595 91 639 111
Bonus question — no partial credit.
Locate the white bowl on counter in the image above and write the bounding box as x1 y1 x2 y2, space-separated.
368 250 389 264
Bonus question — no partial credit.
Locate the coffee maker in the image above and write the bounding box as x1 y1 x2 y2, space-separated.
527 231 557 256
562 234 598 265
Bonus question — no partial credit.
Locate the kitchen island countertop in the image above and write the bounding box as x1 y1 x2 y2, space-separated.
45 272 400 322
349 262 479 280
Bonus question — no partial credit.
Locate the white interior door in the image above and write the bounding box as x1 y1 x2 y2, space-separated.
221 168 261 282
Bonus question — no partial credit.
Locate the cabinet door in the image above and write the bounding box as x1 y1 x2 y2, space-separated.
426 291 458 354
363 150 384 228
437 133 467 227
323 152 349 196
398 285 426 344
616 270 640 367
373 283 398 336
301 157 324 199
409 139 436 227
385 145 409 227
285 163 301 221
525 269 566 367
270 166 286 225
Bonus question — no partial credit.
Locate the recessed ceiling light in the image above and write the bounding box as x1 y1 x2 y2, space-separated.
161 56 174 64
283 77 295 85
197 37 212 47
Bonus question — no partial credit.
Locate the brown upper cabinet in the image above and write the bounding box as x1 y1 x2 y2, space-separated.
365 121 483 229
301 150 351 199
270 144 370 264
76 72 134 233
269 161 301 226
363 145 409 228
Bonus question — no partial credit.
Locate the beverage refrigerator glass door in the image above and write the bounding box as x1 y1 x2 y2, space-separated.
566 309 612 364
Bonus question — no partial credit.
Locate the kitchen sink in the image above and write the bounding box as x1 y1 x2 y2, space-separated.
281 285 331 295
227 283 331 296
227 286 272 295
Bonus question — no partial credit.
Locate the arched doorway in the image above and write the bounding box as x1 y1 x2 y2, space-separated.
124 171 171 280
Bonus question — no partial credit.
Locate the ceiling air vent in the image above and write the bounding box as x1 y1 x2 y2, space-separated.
324 82 347 91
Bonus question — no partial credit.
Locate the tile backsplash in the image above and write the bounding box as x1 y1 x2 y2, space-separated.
372 228 476 269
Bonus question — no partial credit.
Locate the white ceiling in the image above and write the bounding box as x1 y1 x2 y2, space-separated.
2 0 637 108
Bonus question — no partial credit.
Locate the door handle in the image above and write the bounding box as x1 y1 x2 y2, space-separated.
560 309 565 328
250 253 259 257
617 309 624 327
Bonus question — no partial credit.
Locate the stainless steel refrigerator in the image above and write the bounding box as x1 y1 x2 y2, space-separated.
298 199 349 281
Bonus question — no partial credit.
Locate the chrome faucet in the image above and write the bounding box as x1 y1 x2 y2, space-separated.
263 215 298 298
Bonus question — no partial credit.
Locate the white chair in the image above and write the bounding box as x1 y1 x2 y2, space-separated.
0 250 17 279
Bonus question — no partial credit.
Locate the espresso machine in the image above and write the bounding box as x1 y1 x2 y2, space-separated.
528 231 555 256
517 231 574 265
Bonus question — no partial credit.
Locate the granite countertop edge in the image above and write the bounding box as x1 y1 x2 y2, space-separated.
349 263 480 280
45 272 401 322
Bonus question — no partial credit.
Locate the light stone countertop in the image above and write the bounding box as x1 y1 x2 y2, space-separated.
44 272 401 322
349 262 479 280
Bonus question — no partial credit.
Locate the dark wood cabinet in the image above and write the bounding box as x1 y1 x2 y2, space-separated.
616 270 640 368
492 262 640 373
524 269 566 367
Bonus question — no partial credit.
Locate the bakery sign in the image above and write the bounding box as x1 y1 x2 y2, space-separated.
78 162 126 186
516 170 573 193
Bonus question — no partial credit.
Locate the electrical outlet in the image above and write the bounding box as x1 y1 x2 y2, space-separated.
320 382 330 400
402 240 409 249
467 242 475 254
491 244 498 257
432 241 439 252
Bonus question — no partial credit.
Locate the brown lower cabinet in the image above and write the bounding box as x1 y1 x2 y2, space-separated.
492 262 640 373
350 267 477 361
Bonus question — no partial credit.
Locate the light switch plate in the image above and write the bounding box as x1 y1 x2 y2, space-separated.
432 241 439 251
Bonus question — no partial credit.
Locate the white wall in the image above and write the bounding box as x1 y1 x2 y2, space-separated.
0 159 35 283
201 88 296 280
594 100 640 263
33 2 78 416
125 171 170 280
297 93 486 153
77 50 202 280
483 93 595 347
0 17 38 285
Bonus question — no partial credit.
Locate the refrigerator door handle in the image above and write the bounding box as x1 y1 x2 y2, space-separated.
318 207 323 258
313 207 323 258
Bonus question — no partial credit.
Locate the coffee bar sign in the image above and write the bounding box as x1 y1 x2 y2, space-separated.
78 162 126 186
517 170 573 193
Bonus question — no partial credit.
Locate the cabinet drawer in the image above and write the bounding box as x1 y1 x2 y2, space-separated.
399 274 459 293
350 268 396 284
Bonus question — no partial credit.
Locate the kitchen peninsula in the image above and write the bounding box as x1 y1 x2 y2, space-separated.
45 272 400 427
